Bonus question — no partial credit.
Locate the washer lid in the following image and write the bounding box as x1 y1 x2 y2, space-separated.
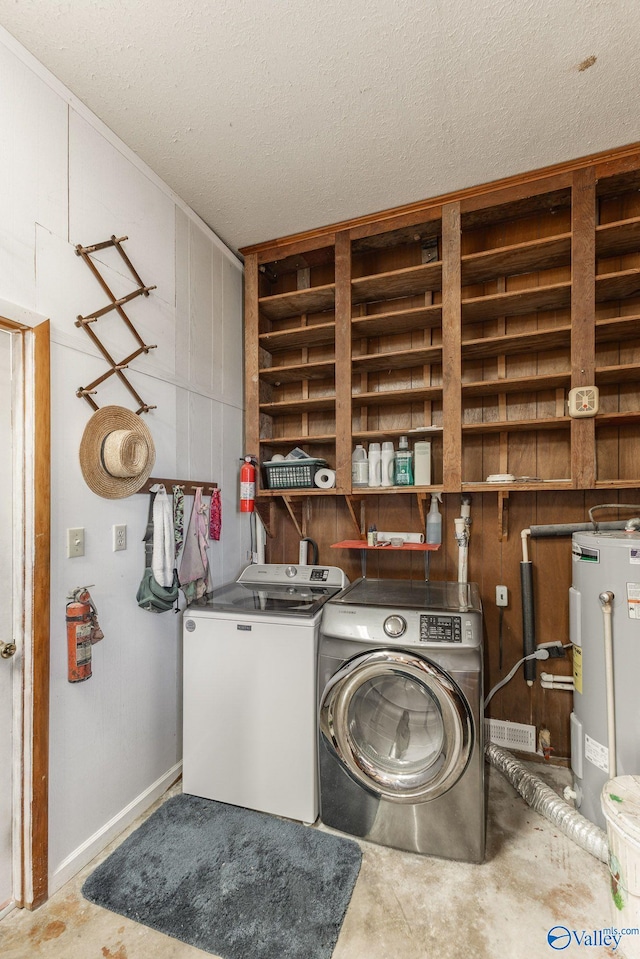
193 580 341 617
602 776 640 845
330 578 482 614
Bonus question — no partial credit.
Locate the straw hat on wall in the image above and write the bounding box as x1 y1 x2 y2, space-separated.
79 405 155 498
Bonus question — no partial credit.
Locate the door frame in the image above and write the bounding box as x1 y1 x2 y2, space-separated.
0 304 50 910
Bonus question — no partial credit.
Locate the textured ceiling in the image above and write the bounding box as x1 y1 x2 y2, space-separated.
1 0 639 254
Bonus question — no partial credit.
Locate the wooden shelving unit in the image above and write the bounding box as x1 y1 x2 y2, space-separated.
243 148 640 499
249 242 339 478
242 148 640 760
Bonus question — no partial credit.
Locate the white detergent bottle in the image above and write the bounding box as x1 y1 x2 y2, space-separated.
352 444 368 488
368 442 381 487
426 492 443 545
381 441 395 487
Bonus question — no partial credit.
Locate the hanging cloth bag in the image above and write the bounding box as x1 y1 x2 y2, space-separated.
178 487 210 604
173 485 185 561
209 487 222 541
137 491 180 613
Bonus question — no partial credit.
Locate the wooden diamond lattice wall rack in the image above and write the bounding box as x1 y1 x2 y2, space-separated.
75 234 158 414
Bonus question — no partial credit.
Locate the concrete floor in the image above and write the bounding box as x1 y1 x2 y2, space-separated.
0 762 617 959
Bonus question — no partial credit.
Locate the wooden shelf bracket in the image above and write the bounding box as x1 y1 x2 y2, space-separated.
345 494 366 538
498 490 510 542
255 498 277 538
282 495 306 539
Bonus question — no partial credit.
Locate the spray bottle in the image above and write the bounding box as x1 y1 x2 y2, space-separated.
426 493 443 545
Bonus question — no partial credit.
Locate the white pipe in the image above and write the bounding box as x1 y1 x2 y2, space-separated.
454 517 468 584
521 528 531 563
540 672 574 689
458 544 468 584
599 591 617 779
255 514 267 565
540 676 574 691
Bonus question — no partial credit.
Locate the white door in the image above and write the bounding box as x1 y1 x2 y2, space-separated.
0 328 15 911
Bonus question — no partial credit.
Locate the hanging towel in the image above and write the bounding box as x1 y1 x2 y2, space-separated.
179 487 210 604
151 484 175 587
173 485 185 560
209 488 221 541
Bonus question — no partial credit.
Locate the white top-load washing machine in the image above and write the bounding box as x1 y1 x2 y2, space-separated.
182 563 348 823
318 578 485 862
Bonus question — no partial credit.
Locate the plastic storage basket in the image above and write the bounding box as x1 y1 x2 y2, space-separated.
263 458 328 490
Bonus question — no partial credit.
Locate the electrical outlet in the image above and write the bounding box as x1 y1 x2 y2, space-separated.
496 585 509 607
113 524 127 551
67 528 85 558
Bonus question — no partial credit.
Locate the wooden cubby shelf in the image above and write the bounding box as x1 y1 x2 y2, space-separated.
352 261 442 304
595 268 640 302
462 326 571 359
259 360 335 384
461 232 572 285
351 305 442 337
462 417 571 435
259 396 335 416
352 346 441 373
258 283 335 320
259 321 336 350
462 372 570 398
596 216 640 258
596 315 640 342
596 363 640 385
243 148 640 497
462 480 573 492
353 386 442 408
462 281 571 324
352 428 443 441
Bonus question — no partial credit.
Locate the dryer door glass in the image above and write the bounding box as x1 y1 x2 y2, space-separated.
348 674 445 779
319 649 473 803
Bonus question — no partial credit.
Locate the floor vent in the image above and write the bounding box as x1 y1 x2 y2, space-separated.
484 718 537 753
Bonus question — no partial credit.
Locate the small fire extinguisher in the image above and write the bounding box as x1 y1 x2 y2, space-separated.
240 455 256 513
66 586 103 683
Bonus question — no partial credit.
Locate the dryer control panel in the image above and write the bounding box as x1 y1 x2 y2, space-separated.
420 615 462 643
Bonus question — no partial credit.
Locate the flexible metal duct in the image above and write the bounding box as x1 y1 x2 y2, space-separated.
486 743 609 863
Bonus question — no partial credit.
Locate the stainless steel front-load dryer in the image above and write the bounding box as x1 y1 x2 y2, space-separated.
318 578 484 862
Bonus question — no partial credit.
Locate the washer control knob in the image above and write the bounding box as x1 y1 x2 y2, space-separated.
285 565 297 578
384 615 407 638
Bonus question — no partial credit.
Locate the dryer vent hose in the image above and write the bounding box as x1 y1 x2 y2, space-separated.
486 743 609 863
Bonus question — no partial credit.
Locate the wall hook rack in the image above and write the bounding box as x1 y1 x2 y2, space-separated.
137 477 218 495
75 234 158 414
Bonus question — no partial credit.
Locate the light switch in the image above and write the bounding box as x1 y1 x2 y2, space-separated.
67 528 85 558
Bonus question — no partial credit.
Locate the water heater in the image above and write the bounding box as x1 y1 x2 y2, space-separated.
570 530 640 829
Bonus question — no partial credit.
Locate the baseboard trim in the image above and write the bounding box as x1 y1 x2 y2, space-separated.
49 762 182 895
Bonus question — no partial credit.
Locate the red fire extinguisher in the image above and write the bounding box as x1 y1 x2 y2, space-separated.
240 456 256 513
66 587 103 683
